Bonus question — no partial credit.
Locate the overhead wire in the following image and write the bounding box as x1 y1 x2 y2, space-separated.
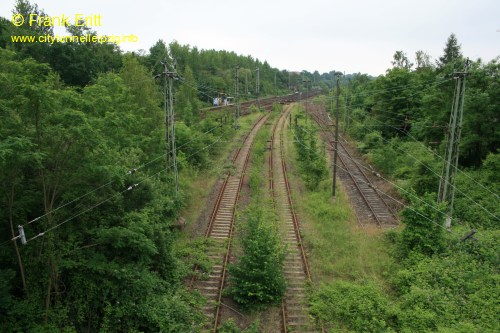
329 78 454 120
17 121 227 231
6 65 488 245
289 124 457 236
341 134 498 223
337 76 452 100
1 56 254 247
328 77 499 201
294 122 450 221
377 120 500 200
2 115 232 247
20 128 231 245
307 110 499 222
177 77 220 100
343 112 500 206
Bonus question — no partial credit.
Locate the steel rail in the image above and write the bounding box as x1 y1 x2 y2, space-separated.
189 114 268 332
212 130 256 332
337 139 399 223
210 115 268 332
271 108 314 332
309 108 398 227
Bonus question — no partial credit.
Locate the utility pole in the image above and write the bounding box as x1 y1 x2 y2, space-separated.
235 66 240 129
160 61 180 194
274 71 277 97
298 78 302 109
169 68 179 195
302 78 310 124
345 78 351 134
162 61 170 170
255 67 260 109
245 71 248 95
342 72 346 134
332 78 340 199
438 60 469 228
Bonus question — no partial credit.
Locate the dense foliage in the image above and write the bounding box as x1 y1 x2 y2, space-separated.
310 281 396 332
0 42 220 331
310 232 499 332
342 35 499 228
309 34 499 332
292 107 328 190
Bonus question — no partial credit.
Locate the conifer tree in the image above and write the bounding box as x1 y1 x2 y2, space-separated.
438 33 463 68
228 207 286 310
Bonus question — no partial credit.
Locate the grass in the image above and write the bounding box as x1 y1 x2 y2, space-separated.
283 104 397 288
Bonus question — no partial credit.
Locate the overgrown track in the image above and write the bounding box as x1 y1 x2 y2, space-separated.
270 107 316 332
310 107 399 228
191 115 268 332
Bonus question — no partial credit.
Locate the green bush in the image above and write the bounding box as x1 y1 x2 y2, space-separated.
309 281 396 332
293 123 328 190
227 207 286 311
399 192 447 257
393 238 500 332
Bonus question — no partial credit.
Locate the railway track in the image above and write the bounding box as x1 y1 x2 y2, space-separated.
270 106 316 332
309 107 399 228
191 114 268 332
202 91 322 117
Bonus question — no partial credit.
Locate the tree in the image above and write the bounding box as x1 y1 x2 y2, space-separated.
392 50 413 70
144 39 169 74
119 54 162 136
367 67 418 137
13 0 53 35
176 65 201 125
437 33 462 68
459 59 500 166
415 50 433 70
0 46 206 332
5 1 122 86
227 207 286 310
47 24 122 86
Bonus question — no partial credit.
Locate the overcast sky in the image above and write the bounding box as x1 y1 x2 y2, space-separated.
1 0 499 75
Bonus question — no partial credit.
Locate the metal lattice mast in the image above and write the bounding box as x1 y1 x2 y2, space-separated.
235 66 240 129
255 67 260 109
438 61 469 227
161 61 171 171
168 68 179 194
159 60 179 194
333 78 340 199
